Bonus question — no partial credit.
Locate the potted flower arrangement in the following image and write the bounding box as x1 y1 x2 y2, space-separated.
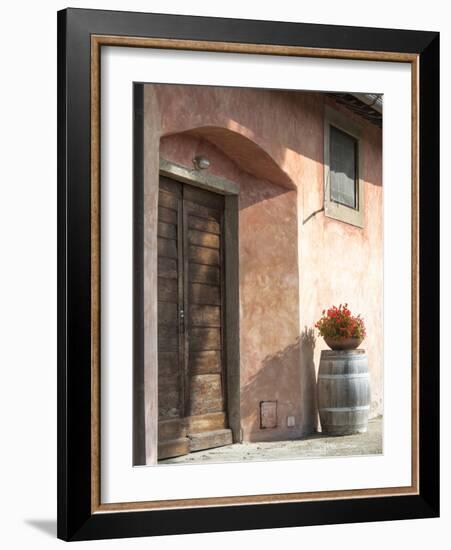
315 303 366 350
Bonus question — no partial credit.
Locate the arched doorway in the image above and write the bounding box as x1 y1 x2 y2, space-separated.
156 128 299 459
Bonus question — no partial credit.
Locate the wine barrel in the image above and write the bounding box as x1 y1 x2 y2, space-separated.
317 349 370 435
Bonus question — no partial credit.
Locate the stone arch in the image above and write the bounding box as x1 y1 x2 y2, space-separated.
161 125 296 190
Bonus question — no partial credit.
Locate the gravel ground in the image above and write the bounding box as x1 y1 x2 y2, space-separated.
159 416 383 465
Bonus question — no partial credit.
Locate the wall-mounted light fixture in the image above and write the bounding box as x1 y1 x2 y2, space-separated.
192 155 210 170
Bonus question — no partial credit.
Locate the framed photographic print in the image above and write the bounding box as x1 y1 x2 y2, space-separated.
57 8 440 541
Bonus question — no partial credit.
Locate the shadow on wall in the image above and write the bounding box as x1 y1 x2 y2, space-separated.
300 327 319 433
240 327 318 441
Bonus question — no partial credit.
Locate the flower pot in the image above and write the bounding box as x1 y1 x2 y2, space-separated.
324 336 363 351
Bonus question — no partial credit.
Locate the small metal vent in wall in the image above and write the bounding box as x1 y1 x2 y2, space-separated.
260 401 277 429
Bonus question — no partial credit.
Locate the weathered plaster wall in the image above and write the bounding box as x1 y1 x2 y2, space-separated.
299 96 383 422
142 84 383 453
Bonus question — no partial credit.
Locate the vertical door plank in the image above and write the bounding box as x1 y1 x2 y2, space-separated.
182 193 190 419
183 186 226 420
157 177 189 459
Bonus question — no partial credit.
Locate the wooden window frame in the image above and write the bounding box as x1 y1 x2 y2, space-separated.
324 105 365 228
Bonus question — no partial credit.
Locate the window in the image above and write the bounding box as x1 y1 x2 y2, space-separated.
330 126 358 209
324 107 364 227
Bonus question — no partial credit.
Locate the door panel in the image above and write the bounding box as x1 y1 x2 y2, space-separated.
157 257 177 279
157 220 177 239
189 229 220 248
157 238 177 258
157 176 232 459
184 184 224 210
188 350 222 375
158 206 177 224
189 305 221 327
189 327 221 351
189 264 220 285
185 411 227 432
183 186 230 443
188 245 220 265
157 278 178 303
188 283 221 305
188 374 223 416
157 178 187 459
188 216 221 235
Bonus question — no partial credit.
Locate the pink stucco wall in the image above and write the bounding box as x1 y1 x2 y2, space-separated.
144 83 383 444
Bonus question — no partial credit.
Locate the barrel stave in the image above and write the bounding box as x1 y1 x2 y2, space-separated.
317 350 370 435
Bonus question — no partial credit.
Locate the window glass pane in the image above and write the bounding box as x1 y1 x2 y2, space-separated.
330 126 357 209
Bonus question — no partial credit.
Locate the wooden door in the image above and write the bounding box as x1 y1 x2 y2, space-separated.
157 176 233 459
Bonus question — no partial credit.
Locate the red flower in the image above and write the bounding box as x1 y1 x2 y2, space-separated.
314 304 366 341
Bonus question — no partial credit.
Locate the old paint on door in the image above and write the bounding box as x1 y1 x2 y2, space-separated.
157 176 233 459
